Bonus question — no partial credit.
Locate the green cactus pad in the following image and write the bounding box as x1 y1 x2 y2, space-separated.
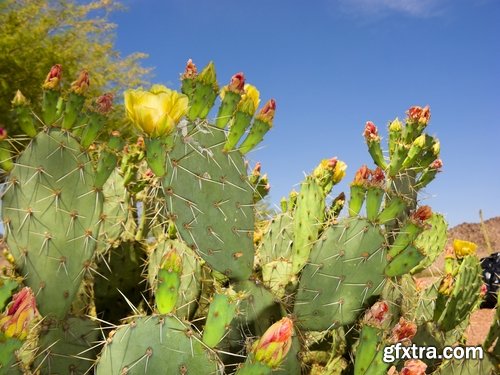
162 122 254 281
410 213 448 273
95 315 223 374
148 239 202 320
1 129 102 318
434 255 483 332
96 168 133 254
294 218 388 330
0 277 19 312
292 177 325 274
202 290 241 348
33 316 100 375
258 213 295 296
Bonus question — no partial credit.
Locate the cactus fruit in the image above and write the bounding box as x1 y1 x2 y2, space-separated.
202 288 244 348
148 239 202 319
1 129 103 318
95 316 223 374
258 213 294 296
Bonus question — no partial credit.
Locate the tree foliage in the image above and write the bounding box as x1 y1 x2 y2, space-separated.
0 0 151 134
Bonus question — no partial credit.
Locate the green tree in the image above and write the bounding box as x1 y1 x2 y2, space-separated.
0 0 151 135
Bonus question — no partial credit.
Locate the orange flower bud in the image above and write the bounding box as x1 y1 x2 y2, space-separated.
251 317 293 368
352 165 371 186
70 69 90 95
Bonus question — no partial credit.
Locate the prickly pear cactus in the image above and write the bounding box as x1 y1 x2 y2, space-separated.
2 129 103 318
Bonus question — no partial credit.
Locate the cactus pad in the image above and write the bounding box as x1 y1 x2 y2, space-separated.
294 218 388 330
1 129 102 318
95 315 223 374
162 121 254 281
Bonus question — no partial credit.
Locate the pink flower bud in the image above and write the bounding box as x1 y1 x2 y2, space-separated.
95 93 114 114
252 162 262 176
256 99 276 126
480 284 488 297
390 317 417 343
363 121 379 141
400 359 427 375
407 105 431 125
364 301 390 326
430 159 443 170
0 127 7 141
370 167 385 184
228 72 245 93
181 59 197 79
43 64 63 90
251 317 294 368
0 287 40 340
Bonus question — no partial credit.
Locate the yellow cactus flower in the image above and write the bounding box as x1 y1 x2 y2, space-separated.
333 160 347 184
236 84 260 115
124 86 188 137
453 239 478 258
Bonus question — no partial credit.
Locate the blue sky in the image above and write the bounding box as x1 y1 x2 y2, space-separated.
110 0 499 227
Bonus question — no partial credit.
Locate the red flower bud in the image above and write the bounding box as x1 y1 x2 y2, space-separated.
181 59 197 79
364 301 390 326
390 317 417 343
228 72 245 93
0 127 7 141
370 167 385 184
407 105 431 125
411 206 432 223
95 93 114 114
43 64 63 90
256 99 276 126
400 359 427 375
251 317 293 368
363 121 379 141
430 159 443 170
0 287 40 340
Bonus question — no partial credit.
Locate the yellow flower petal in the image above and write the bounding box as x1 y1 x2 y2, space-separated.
124 87 188 137
453 239 477 258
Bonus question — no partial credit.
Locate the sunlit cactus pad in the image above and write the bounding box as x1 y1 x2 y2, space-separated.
294 217 388 330
163 121 254 281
